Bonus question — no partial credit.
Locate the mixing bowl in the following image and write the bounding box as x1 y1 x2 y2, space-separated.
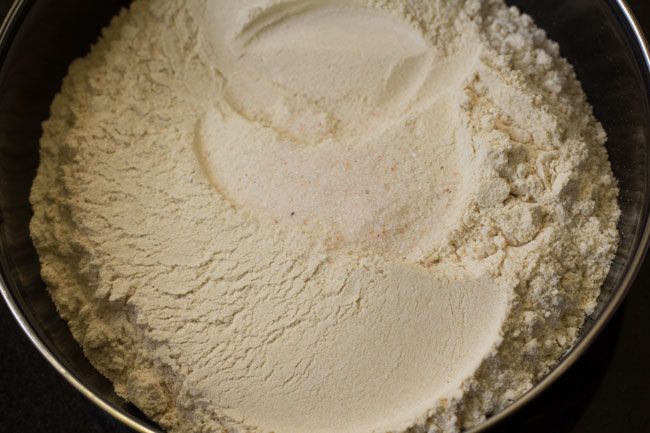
1 1 649 432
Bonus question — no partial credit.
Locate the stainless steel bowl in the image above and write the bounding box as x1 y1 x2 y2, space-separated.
1 0 649 432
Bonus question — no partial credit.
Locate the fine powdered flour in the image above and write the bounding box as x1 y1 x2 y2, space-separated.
30 1 620 433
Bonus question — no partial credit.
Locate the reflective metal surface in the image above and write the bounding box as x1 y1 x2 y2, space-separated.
0 1 648 432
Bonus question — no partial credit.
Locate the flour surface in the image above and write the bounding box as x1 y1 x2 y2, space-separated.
30 1 620 433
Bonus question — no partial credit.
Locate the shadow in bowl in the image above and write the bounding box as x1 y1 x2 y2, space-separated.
0 0 160 431
486 304 626 433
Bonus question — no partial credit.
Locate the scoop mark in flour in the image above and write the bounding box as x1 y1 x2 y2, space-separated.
194 101 470 261
198 1 483 259
206 1 455 144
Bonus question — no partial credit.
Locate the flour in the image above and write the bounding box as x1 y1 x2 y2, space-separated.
29 1 620 433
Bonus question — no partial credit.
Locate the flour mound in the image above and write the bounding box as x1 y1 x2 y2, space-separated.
30 1 619 433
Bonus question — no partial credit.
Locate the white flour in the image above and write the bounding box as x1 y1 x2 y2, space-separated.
29 1 620 433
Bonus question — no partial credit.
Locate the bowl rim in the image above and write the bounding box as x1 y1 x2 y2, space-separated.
466 1 650 430
0 0 649 432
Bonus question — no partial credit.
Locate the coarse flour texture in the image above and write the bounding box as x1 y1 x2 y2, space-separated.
30 1 620 433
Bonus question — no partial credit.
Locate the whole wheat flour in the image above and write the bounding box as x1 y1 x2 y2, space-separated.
29 1 620 432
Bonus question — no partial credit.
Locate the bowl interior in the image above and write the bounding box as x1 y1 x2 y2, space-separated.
0 1 648 432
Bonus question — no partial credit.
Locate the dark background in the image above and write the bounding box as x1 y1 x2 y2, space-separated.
1 1 649 433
